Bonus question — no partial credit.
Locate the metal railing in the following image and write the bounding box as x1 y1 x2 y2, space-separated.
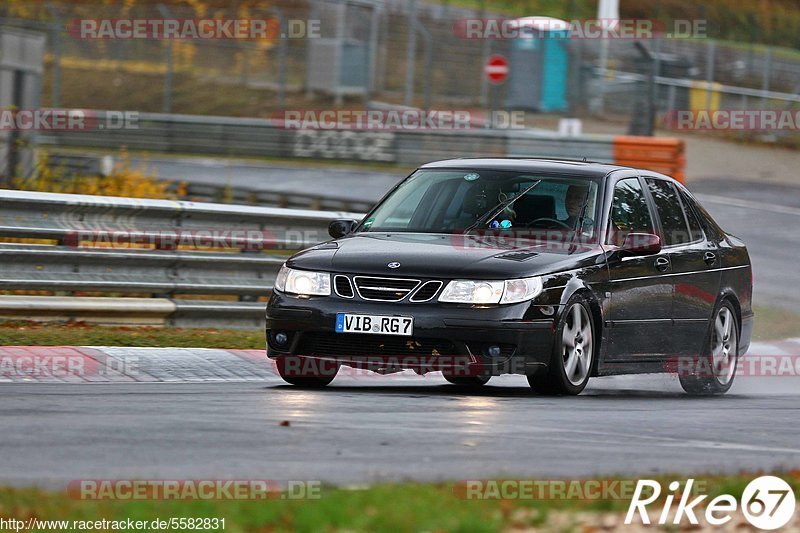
0 189 363 328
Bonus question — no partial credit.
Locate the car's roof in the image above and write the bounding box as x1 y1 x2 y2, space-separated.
419 157 632 178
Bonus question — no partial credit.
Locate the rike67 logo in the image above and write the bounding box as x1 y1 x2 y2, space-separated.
626 476 796 529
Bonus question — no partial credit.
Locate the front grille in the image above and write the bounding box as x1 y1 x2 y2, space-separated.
409 280 443 302
353 276 420 301
334 275 354 298
298 333 459 358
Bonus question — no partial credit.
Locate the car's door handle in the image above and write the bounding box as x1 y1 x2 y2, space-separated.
655 257 670 272
704 252 717 266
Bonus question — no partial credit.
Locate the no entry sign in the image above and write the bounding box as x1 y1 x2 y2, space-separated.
484 54 509 85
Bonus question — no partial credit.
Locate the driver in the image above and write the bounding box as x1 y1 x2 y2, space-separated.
563 185 589 229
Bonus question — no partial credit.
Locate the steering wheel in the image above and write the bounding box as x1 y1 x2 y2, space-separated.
528 217 572 229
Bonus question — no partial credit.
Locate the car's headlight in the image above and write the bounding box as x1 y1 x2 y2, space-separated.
438 276 543 304
274 265 331 296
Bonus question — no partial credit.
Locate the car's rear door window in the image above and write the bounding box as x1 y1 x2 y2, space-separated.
676 188 705 242
645 178 692 246
608 178 655 245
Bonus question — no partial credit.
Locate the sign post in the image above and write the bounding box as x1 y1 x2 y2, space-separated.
484 54 509 129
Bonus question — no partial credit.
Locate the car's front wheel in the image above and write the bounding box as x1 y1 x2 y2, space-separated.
528 295 595 395
679 302 738 395
275 355 339 388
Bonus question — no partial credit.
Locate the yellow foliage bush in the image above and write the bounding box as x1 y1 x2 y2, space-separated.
3 150 186 248
13 149 185 200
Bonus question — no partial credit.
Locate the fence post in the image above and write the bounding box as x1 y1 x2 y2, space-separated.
305 2 317 99
366 4 380 102
403 0 417 106
45 3 61 108
478 0 489 107
269 7 287 109
376 8 389 94
412 18 432 111
761 46 772 109
278 23 287 109
157 4 174 114
334 0 346 106
240 44 249 86
704 40 715 111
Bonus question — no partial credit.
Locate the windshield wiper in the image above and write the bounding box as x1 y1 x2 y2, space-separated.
463 180 542 234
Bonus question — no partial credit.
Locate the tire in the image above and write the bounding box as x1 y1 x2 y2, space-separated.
679 301 738 396
443 374 491 387
275 355 338 388
528 294 595 395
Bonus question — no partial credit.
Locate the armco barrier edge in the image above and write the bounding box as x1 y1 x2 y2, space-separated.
0 189 363 328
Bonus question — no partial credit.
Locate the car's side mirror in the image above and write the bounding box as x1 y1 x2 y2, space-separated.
328 219 358 239
620 232 661 256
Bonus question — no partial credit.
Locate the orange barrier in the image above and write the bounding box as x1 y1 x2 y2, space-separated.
613 136 686 183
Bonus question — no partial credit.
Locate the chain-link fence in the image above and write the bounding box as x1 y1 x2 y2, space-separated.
1 0 799 127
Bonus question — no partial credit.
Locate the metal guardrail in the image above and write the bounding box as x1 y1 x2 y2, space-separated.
0 189 364 328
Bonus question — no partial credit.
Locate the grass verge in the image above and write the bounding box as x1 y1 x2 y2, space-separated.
1 473 798 532
752 305 800 341
0 321 263 349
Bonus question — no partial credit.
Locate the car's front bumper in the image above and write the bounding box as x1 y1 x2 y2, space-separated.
266 292 556 376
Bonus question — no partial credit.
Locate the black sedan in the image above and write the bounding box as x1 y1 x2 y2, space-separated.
266 158 753 395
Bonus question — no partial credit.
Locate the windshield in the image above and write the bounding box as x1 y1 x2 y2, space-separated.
360 169 600 238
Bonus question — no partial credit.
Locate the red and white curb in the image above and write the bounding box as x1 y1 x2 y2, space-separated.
1 341 800 388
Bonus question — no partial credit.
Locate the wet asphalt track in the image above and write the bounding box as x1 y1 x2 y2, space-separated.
1 349 800 488
3 165 800 488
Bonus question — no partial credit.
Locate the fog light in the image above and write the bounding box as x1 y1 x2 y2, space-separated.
274 332 289 346
486 345 502 358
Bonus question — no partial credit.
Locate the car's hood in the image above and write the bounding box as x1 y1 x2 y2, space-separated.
287 233 603 278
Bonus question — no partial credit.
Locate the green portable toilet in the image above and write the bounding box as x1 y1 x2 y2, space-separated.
506 17 570 112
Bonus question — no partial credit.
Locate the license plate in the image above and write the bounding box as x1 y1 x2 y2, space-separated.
335 313 414 336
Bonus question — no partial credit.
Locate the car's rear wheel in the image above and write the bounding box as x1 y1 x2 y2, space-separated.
275 355 338 388
528 295 594 395
679 302 738 395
